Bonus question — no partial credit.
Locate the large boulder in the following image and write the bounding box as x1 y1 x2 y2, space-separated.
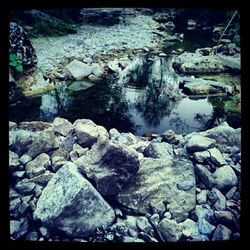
9 22 37 71
73 119 109 148
33 163 115 238
116 157 196 222
75 136 140 196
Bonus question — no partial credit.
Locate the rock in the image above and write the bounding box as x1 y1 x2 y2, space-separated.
76 136 140 196
218 55 240 73
193 151 210 164
9 121 18 130
51 156 68 172
207 148 227 166
116 132 138 146
136 217 152 234
15 179 36 195
65 59 92 80
193 204 215 237
122 236 145 242
109 128 121 141
157 218 182 242
9 82 25 104
214 211 234 227
14 218 29 239
91 63 104 77
9 150 20 171
163 212 172 220
117 158 196 222
29 171 54 186
177 180 195 191
197 190 208 205
173 52 226 74
194 164 214 189
161 130 180 145
33 163 115 238
186 135 216 153
10 220 22 237
179 219 202 240
26 231 39 241
25 153 50 178
10 197 22 213
144 142 173 158
12 171 26 179
225 187 237 200
159 52 167 57
11 128 57 158
39 227 50 238
19 121 51 132
207 188 226 211
52 117 73 136
73 119 109 147
18 201 30 216
199 122 241 153
212 224 232 241
213 165 238 191
9 22 37 71
19 154 32 165
83 57 92 64
60 134 77 152
138 232 158 242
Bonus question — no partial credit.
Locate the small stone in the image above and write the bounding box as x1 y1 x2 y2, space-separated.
10 220 22 237
214 211 234 226
15 179 36 195
177 180 194 191
197 190 208 205
193 151 210 163
225 187 237 200
18 201 30 216
149 214 160 227
34 185 43 197
15 218 29 239
208 147 227 166
9 150 20 170
52 117 73 137
28 200 36 211
10 197 22 212
136 217 152 234
19 154 32 165
26 231 39 241
39 227 50 238
163 212 172 220
83 57 92 64
22 195 33 203
12 171 26 179
194 164 214 189
159 52 167 57
9 121 18 130
212 224 231 240
122 236 145 242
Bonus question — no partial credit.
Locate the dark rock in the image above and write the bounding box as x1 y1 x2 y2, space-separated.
26 231 39 241
29 171 54 186
208 188 226 211
15 179 36 195
10 197 22 213
208 147 227 166
9 82 25 104
33 163 115 238
161 129 180 145
10 22 37 71
39 227 50 238
15 218 30 239
214 211 234 228
194 164 214 189
18 201 30 216
212 224 231 241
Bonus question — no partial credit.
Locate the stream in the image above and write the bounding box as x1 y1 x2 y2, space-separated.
9 28 240 136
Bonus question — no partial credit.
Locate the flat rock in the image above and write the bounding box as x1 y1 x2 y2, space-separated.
144 142 173 158
116 157 196 222
33 162 115 238
66 59 92 80
186 135 216 153
208 147 227 166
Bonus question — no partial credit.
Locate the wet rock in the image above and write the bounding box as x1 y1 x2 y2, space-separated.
194 164 214 189
25 153 50 178
52 117 73 136
212 224 232 241
157 218 181 242
19 121 51 132
213 165 238 191
76 136 139 196
73 119 109 147
65 59 92 80
9 22 37 71
144 142 173 158
33 163 115 238
19 154 32 165
15 179 36 195
207 147 227 166
9 150 20 171
186 135 216 153
117 158 196 222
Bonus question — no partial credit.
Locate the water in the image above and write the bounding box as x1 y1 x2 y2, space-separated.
9 27 240 135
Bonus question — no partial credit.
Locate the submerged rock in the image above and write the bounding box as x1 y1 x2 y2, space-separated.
33 163 115 238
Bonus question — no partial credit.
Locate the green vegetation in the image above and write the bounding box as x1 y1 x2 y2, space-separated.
9 53 23 73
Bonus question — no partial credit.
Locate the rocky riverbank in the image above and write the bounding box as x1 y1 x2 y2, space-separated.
9 118 241 242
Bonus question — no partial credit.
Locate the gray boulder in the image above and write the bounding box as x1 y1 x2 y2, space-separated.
33 162 115 238
213 165 238 190
212 224 232 241
52 117 73 136
25 153 50 178
73 119 109 147
76 136 140 196
116 158 196 222
207 147 227 166
66 60 92 80
186 135 216 153
157 218 182 242
194 164 214 189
